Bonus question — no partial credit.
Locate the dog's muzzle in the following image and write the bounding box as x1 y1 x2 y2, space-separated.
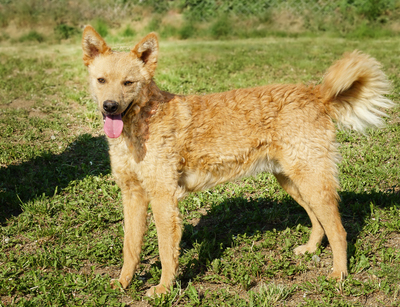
102 100 134 117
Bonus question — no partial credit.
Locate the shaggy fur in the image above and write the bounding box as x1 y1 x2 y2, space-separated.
81 25 394 296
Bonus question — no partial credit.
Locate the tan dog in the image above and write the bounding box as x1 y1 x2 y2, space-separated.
82 25 393 296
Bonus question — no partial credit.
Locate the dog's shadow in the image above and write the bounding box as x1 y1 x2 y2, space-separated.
0 134 110 224
178 188 399 282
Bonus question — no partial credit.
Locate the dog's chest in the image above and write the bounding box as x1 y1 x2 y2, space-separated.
108 138 144 180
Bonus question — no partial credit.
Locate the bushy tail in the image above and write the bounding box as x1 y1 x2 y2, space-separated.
320 51 394 133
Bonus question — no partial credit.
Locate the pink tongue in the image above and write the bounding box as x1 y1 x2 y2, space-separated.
104 114 123 138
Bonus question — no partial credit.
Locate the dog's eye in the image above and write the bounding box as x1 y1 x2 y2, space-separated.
98 78 106 84
124 81 133 86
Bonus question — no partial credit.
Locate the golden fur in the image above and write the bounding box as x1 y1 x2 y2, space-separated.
81 25 394 296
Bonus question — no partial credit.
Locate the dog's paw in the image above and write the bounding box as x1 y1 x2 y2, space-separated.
145 284 168 297
294 244 317 255
110 279 125 292
328 270 347 281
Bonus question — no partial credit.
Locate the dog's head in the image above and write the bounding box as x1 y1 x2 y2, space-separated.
82 25 158 138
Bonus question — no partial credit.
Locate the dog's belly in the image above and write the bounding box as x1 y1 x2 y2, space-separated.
179 157 282 193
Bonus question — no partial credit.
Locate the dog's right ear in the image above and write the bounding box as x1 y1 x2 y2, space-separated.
82 25 111 66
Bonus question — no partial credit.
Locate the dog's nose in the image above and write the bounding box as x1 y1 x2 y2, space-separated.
103 100 119 114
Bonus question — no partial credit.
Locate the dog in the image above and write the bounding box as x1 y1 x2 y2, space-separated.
81 25 393 296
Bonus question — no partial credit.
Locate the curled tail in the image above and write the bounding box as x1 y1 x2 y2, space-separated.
321 51 394 133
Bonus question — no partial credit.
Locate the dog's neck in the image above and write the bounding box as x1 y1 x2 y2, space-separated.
120 80 175 163
146 80 176 106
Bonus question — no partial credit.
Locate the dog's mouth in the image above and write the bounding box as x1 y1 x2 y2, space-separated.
102 101 134 139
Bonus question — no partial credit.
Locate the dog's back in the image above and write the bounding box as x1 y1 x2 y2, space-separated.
149 84 331 194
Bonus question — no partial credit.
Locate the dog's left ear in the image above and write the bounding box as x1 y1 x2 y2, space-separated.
131 33 159 78
82 25 111 66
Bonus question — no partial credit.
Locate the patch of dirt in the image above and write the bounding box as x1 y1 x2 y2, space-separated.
123 297 150 307
385 232 400 249
186 207 208 227
45 68 57 75
78 262 121 280
1 295 14 306
0 99 35 109
28 109 46 118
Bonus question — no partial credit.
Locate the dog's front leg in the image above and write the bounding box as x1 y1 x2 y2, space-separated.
112 184 149 289
146 194 182 296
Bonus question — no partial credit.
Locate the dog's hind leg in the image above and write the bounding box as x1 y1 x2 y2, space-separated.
275 169 347 279
113 183 149 289
274 173 325 254
146 194 182 296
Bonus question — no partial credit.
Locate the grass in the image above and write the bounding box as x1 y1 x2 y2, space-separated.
0 35 399 306
1 0 400 43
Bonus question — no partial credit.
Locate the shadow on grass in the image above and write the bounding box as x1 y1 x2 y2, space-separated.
179 189 399 282
0 134 110 224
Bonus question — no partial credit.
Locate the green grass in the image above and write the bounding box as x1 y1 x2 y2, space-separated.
1 0 400 43
0 36 399 306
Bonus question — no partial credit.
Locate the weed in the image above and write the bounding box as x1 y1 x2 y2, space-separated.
160 24 180 39
121 25 135 37
146 16 162 33
353 0 395 21
179 21 196 39
18 30 45 43
210 15 232 39
345 22 394 39
0 32 9 42
139 0 171 14
0 11 8 27
54 24 78 40
249 283 296 305
92 19 109 37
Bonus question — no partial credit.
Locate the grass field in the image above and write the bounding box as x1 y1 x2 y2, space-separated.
0 35 399 306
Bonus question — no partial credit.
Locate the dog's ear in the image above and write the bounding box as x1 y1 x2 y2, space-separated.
82 25 111 66
131 33 159 78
